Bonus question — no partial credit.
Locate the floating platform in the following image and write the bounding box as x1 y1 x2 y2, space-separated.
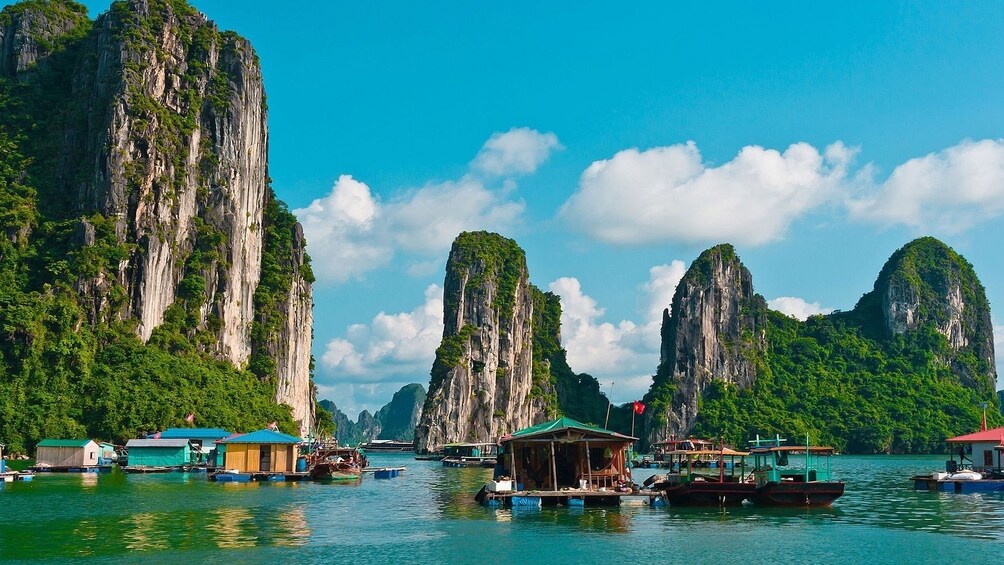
30 465 112 473
912 475 1004 493
363 466 406 479
0 471 33 483
477 488 663 508
443 458 495 468
210 472 311 483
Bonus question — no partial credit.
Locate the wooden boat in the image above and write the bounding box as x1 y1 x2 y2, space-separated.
747 435 844 506
309 444 367 481
647 444 753 506
361 440 414 453
442 443 497 467
911 425 1004 493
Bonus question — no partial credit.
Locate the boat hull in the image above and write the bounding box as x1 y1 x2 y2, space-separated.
751 481 844 506
660 481 755 506
310 462 361 481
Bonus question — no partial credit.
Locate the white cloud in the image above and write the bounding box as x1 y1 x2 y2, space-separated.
472 127 563 177
320 284 444 383
316 381 415 421
848 139 1004 233
560 141 853 246
549 263 685 403
294 175 395 283
768 296 833 321
295 130 559 285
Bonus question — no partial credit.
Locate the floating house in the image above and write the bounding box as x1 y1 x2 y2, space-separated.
478 417 647 507
217 429 301 474
156 428 231 465
34 439 103 471
124 439 194 471
947 427 1004 473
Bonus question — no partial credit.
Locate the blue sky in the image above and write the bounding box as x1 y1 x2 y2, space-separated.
69 1 1004 417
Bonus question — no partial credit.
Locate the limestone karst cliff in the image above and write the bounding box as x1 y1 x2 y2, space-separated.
414 232 557 452
854 236 996 394
643 244 767 445
0 0 313 447
643 237 999 453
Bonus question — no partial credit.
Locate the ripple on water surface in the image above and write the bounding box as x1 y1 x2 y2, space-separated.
1 454 1002 562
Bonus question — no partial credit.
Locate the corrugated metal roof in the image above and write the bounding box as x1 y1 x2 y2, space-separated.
126 439 192 448
508 416 636 441
157 428 231 439
947 426 1004 443
219 429 301 444
36 439 94 448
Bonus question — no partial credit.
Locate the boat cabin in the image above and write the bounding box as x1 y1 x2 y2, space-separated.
652 438 715 463
497 417 636 491
218 430 301 473
945 427 1004 474
748 435 835 486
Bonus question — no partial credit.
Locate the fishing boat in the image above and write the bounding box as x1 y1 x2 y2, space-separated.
911 425 1004 493
309 444 367 481
360 440 414 453
646 443 753 506
442 443 497 468
747 435 844 506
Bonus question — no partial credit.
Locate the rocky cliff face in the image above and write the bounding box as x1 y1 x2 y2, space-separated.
644 244 767 444
377 383 426 441
856 237 996 393
1 0 313 434
414 232 556 453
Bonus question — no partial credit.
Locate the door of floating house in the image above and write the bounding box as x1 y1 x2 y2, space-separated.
125 439 193 467
35 440 100 467
219 430 300 473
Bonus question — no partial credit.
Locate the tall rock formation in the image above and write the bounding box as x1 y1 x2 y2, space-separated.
376 383 426 441
414 232 556 453
0 0 313 435
644 244 767 444
854 237 996 394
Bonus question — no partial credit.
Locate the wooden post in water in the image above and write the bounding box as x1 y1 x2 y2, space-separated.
550 441 558 492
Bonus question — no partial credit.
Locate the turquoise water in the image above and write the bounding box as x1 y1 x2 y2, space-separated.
0 454 1001 563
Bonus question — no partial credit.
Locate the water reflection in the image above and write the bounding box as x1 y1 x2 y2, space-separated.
124 512 169 551
210 507 257 549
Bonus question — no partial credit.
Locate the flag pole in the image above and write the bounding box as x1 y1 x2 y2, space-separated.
604 381 615 429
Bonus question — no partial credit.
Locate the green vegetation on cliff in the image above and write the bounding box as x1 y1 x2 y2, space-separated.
0 0 305 452
681 238 999 453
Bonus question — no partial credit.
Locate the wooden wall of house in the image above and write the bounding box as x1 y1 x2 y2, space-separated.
36 445 99 467
223 444 297 473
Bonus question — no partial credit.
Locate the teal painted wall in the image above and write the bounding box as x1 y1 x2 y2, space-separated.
128 445 191 467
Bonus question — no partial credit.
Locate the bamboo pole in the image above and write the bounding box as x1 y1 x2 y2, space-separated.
550 441 558 492
585 440 592 490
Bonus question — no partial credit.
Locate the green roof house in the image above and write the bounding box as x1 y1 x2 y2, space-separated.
35 439 100 468
125 439 194 468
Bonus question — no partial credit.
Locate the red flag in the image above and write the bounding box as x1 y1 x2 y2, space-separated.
185 412 195 424
633 401 645 415
152 432 161 439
